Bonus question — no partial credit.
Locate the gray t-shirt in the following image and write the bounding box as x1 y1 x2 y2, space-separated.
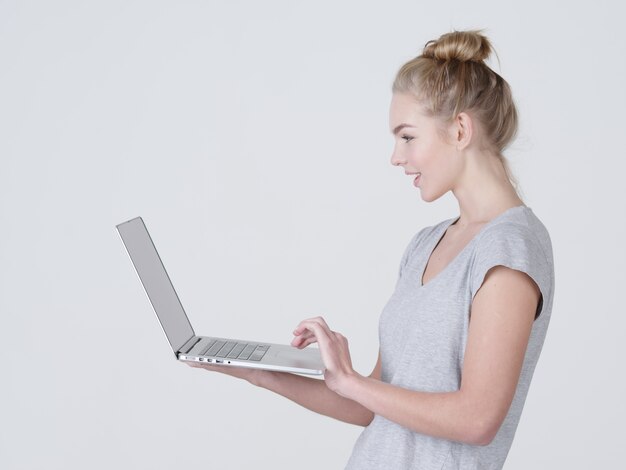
345 205 555 470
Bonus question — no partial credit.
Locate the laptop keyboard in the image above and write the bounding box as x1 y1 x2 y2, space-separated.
200 339 269 361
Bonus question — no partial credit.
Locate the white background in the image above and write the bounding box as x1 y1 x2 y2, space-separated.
1 1 624 468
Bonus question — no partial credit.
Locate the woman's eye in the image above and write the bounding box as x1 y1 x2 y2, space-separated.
401 135 414 142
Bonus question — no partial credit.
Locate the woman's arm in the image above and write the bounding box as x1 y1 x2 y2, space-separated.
188 350 382 427
255 353 380 426
294 266 540 446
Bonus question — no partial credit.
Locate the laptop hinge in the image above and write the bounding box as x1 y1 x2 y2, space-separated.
178 336 202 356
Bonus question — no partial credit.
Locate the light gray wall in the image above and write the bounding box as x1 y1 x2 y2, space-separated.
1 1 624 468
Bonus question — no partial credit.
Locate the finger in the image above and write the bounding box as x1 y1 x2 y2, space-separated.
301 336 319 348
291 329 315 346
293 335 319 349
291 335 317 348
291 335 304 347
296 320 332 351
293 316 332 336
292 328 315 340
312 316 331 330
293 316 326 334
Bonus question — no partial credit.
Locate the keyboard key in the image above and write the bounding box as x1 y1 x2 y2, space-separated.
249 346 269 361
216 341 237 358
200 339 217 356
249 351 266 361
238 344 257 360
206 340 226 356
227 343 247 359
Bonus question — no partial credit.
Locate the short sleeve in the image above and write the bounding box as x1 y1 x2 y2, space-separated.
470 223 553 320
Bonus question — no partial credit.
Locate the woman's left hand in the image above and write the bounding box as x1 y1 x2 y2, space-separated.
291 316 359 396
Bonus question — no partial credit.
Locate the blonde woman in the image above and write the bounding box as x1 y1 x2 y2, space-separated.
189 29 555 470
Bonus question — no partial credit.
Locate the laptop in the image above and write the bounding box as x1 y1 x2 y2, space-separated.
116 216 325 375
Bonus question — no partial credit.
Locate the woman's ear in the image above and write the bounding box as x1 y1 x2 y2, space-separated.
453 112 473 150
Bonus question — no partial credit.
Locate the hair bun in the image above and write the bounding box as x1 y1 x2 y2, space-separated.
422 29 492 63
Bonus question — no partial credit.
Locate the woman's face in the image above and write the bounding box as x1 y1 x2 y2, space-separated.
389 92 462 202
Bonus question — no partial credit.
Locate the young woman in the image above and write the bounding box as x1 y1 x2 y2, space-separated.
189 29 555 470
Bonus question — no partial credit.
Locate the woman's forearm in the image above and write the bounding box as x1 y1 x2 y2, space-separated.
254 371 374 427
340 374 491 446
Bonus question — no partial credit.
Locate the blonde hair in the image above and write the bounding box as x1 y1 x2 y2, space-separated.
392 29 522 198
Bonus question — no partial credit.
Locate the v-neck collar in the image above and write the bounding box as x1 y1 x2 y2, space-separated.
419 205 529 288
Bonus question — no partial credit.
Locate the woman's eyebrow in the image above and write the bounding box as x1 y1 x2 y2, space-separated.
391 123 416 135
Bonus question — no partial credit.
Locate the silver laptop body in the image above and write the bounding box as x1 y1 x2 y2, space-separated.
116 216 325 375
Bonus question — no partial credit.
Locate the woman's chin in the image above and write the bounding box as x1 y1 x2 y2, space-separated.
420 187 447 203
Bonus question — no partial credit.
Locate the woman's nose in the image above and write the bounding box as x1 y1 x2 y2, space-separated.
390 148 405 167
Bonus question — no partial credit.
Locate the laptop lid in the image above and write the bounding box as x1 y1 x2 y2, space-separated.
116 217 195 355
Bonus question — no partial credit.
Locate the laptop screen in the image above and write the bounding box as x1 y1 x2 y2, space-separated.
117 217 195 354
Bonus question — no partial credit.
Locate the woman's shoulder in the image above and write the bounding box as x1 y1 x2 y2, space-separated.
477 206 553 258
469 206 555 318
